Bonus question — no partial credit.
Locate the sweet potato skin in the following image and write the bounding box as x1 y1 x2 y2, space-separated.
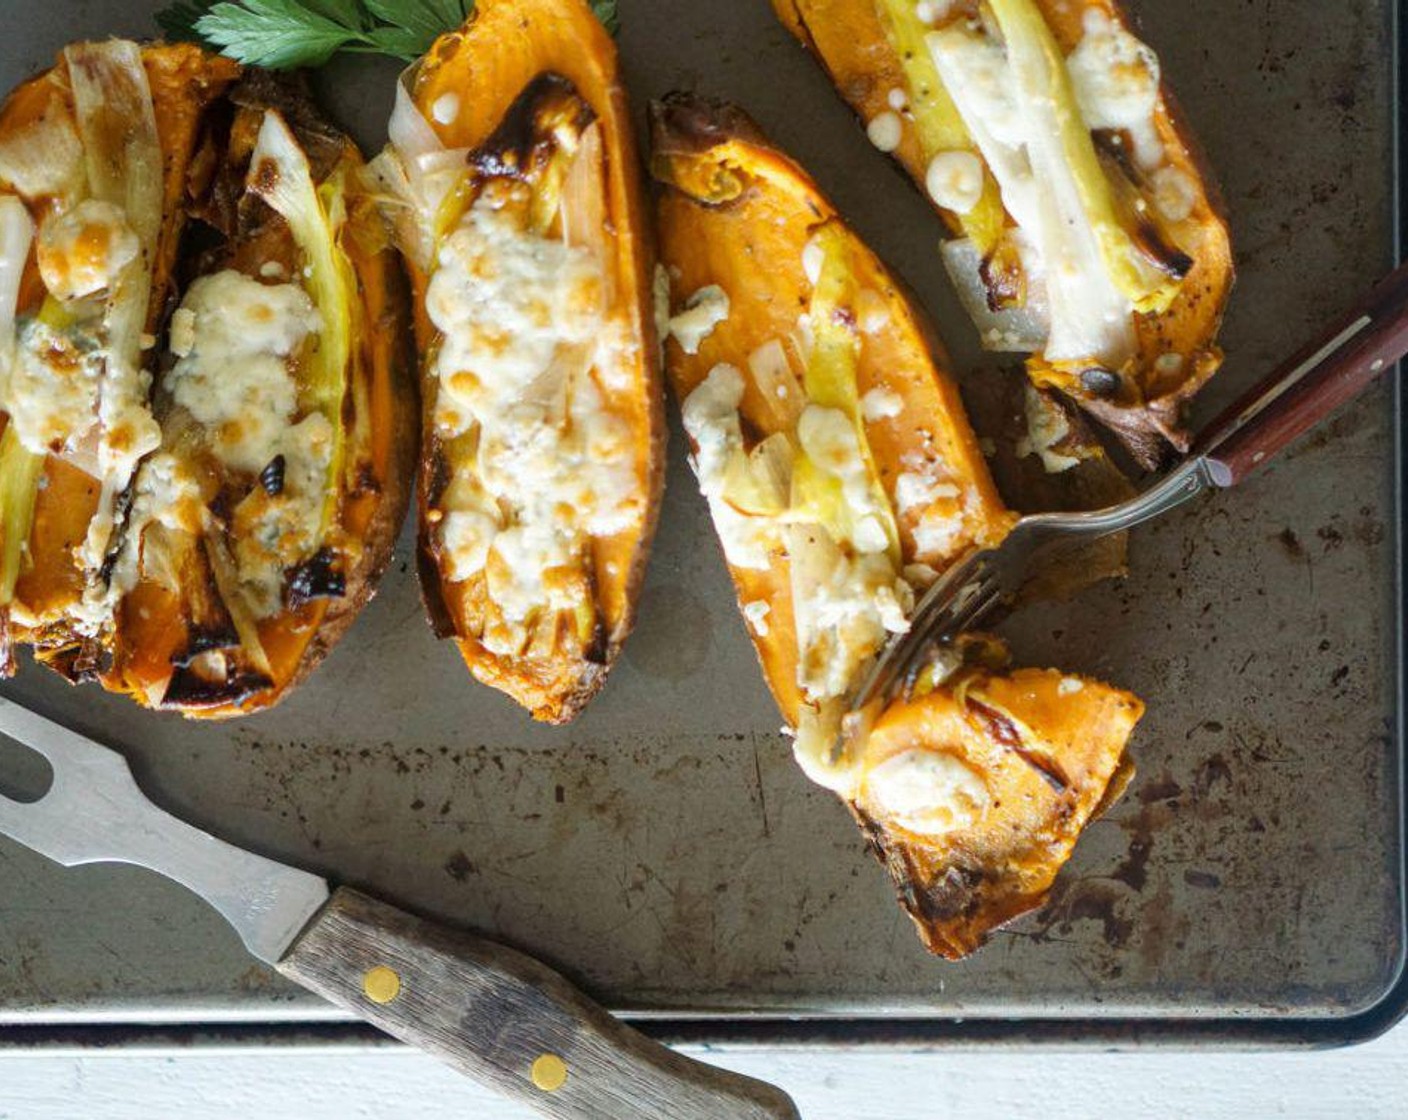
772 0 1235 466
0 49 416 717
405 0 665 723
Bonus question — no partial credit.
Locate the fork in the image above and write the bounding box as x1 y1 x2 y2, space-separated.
851 258 1408 715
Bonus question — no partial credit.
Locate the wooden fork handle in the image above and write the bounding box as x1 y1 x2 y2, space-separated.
1196 258 1408 487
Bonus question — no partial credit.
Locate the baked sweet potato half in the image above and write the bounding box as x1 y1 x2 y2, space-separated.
773 0 1234 466
367 0 664 723
652 93 1142 956
853 635 1142 958
0 42 415 715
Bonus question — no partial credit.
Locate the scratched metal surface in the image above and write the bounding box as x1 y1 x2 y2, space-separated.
0 0 1398 1028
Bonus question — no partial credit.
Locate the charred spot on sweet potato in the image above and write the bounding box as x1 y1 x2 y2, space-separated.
168 624 242 668
287 547 347 609
470 72 596 183
967 696 1070 791
34 639 108 683
917 865 986 923
163 662 273 709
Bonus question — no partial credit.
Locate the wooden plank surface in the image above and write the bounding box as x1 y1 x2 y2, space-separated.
3 1031 1408 1118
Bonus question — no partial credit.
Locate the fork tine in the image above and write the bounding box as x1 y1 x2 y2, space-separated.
0 697 63 764
848 548 998 711
891 579 1002 700
907 548 985 634
945 580 1004 637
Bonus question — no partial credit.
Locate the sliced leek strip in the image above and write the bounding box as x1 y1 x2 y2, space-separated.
0 424 42 606
985 0 1178 313
800 222 901 564
247 110 355 542
872 0 1007 257
65 41 164 586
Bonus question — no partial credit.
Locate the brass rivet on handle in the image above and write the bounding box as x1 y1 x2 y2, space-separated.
531 1053 569 1092
362 965 401 1004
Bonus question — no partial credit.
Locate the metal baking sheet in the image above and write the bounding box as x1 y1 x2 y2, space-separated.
0 0 1402 1045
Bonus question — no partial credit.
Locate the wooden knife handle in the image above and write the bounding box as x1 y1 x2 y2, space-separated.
1197 259 1408 487
277 889 799 1120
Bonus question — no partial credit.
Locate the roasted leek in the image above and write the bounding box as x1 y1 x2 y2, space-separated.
774 0 1234 465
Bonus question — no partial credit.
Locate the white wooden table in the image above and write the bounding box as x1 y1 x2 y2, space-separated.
3 1024 1406 1117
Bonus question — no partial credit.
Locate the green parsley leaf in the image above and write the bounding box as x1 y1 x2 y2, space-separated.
155 1 216 42
591 1 620 36
155 0 618 69
194 0 368 69
363 23 435 62
364 0 472 45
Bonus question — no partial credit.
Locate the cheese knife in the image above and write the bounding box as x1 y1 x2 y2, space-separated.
0 695 799 1120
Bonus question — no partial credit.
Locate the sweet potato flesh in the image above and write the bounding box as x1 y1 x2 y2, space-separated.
0 47 411 715
773 0 1234 464
396 0 662 723
854 651 1143 958
653 94 1013 744
0 46 238 661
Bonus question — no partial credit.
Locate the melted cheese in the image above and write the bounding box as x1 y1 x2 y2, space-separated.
681 363 776 570
652 264 673 358
797 405 893 555
742 599 771 636
854 289 892 335
895 449 968 566
103 450 204 602
166 270 321 475
1016 383 1081 473
1 200 160 468
789 524 910 702
925 150 984 214
36 200 139 303
667 284 730 355
157 269 329 616
914 0 949 24
426 197 638 634
230 412 334 615
860 386 904 422
431 92 461 126
1150 165 1197 223
4 318 101 455
1065 11 1163 169
862 748 990 835
801 235 825 286
866 111 903 152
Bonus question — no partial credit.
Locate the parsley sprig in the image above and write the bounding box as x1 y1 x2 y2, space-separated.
157 0 619 69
